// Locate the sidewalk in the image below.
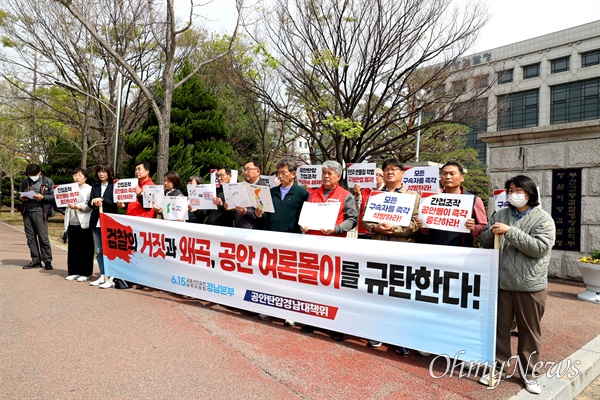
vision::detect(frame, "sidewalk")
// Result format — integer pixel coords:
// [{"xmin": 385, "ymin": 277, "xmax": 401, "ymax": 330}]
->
[{"xmin": 1, "ymin": 221, "xmax": 598, "ymax": 399}]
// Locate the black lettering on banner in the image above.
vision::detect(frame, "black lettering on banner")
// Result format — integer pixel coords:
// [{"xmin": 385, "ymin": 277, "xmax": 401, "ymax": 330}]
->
[{"xmin": 341, "ymin": 260, "xmax": 360, "ymax": 289}]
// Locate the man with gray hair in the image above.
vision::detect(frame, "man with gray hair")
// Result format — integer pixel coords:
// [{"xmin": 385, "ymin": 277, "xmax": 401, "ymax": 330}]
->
[
  {"xmin": 299, "ymin": 160, "xmax": 357, "ymax": 342},
  {"xmin": 300, "ymin": 160, "xmax": 357, "ymax": 237}
]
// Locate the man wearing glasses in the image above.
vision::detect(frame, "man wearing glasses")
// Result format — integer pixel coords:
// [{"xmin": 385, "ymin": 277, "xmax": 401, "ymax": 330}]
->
[
  {"xmin": 361, "ymin": 158, "xmax": 420, "ymax": 353},
  {"xmin": 230, "ymin": 161, "xmax": 265, "ymax": 229},
  {"xmin": 203, "ymin": 166, "xmax": 235, "ymax": 227}
]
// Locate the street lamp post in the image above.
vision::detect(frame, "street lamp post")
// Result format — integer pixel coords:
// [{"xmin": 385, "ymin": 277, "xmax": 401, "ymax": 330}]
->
[
  {"xmin": 55, "ymin": 74, "xmax": 122, "ymax": 172},
  {"xmin": 414, "ymin": 89, "xmax": 427, "ymax": 163}
]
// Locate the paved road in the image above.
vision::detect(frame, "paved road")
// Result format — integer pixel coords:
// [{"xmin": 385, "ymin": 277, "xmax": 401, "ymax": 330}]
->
[{"xmin": 1, "ymin": 221, "xmax": 598, "ymax": 399}]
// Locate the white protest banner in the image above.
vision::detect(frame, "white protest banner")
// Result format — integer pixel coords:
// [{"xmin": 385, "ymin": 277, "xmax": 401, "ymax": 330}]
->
[
  {"xmin": 259, "ymin": 175, "xmax": 278, "ymax": 188},
  {"xmin": 297, "ymin": 165, "xmax": 322, "ymax": 188},
  {"xmin": 101, "ymin": 213, "xmax": 498, "ymax": 364},
  {"xmin": 248, "ymin": 183, "xmax": 275, "ymax": 213},
  {"xmin": 53, "ymin": 183, "xmax": 80, "ymax": 208},
  {"xmin": 222, "ymin": 182, "xmax": 251, "ymax": 208},
  {"xmin": 163, "ymin": 196, "xmax": 189, "ymax": 221},
  {"xmin": 142, "ymin": 185, "xmax": 164, "ymax": 208},
  {"xmin": 297, "ymin": 201, "xmax": 341, "ymax": 230},
  {"xmin": 210, "ymin": 169, "xmax": 239, "ymax": 185},
  {"xmin": 113, "ymin": 179, "xmax": 138, "ymax": 203},
  {"xmin": 346, "ymin": 163, "xmax": 377, "ymax": 189},
  {"xmin": 493, "ymin": 189, "xmax": 508, "ymax": 212},
  {"xmin": 419, "ymin": 192, "xmax": 474, "ymax": 233},
  {"xmin": 402, "ymin": 166, "xmax": 440, "ymax": 193},
  {"xmin": 362, "ymin": 191, "xmax": 416, "ymax": 227},
  {"xmin": 187, "ymin": 184, "xmax": 217, "ymax": 210}
]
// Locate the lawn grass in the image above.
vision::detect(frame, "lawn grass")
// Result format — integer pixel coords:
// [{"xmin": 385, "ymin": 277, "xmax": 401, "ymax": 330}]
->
[{"xmin": 0, "ymin": 206, "xmax": 65, "ymax": 246}]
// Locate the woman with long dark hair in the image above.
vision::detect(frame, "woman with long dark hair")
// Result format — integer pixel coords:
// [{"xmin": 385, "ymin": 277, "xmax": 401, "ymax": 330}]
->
[{"xmin": 88, "ymin": 163, "xmax": 118, "ymax": 288}]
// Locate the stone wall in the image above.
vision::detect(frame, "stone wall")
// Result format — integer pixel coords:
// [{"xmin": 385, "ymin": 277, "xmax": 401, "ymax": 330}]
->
[{"xmin": 480, "ymin": 120, "xmax": 600, "ymax": 282}]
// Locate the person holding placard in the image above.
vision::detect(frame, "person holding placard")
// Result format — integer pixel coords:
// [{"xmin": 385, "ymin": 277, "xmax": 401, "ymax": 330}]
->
[
  {"xmin": 478, "ymin": 175, "xmax": 555, "ymax": 395},
  {"xmin": 300, "ymin": 160, "xmax": 357, "ymax": 341},
  {"xmin": 416, "ymin": 161, "xmax": 487, "ymax": 247},
  {"xmin": 19, "ymin": 164, "xmax": 55, "ymax": 270},
  {"xmin": 88, "ymin": 163, "xmax": 118, "ymax": 287},
  {"xmin": 191, "ymin": 167, "xmax": 235, "ymax": 227},
  {"xmin": 352, "ymin": 167, "xmax": 384, "ymax": 239},
  {"xmin": 154, "ymin": 170, "xmax": 183, "ymax": 219},
  {"xmin": 229, "ymin": 161, "xmax": 265, "ymax": 230},
  {"xmin": 64, "ymin": 168, "xmax": 94, "ymax": 282},
  {"xmin": 257, "ymin": 158, "xmax": 309, "ymax": 234},
  {"xmin": 116, "ymin": 161, "xmax": 156, "ymax": 219},
  {"xmin": 362, "ymin": 158, "xmax": 420, "ymax": 354}
]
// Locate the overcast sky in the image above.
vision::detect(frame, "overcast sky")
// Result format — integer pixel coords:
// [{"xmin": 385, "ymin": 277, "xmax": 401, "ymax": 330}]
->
[{"xmin": 182, "ymin": 0, "xmax": 600, "ymax": 54}]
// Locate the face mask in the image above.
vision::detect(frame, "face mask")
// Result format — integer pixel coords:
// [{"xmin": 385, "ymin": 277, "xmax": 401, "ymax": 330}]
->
[
  {"xmin": 508, "ymin": 193, "xmax": 528, "ymax": 208},
  {"xmin": 29, "ymin": 175, "xmax": 40, "ymax": 182}
]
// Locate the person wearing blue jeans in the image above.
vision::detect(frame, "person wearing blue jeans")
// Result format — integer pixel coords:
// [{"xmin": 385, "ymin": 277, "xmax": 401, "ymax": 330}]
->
[{"xmin": 87, "ymin": 163, "xmax": 118, "ymax": 287}]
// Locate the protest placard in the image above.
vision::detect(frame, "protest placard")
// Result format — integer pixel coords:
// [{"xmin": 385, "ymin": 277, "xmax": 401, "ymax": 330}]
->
[
  {"xmin": 53, "ymin": 183, "xmax": 80, "ymax": 208},
  {"xmin": 418, "ymin": 192, "xmax": 474, "ymax": 233},
  {"xmin": 402, "ymin": 166, "xmax": 440, "ymax": 192},
  {"xmin": 346, "ymin": 163, "xmax": 377, "ymax": 189},
  {"xmin": 362, "ymin": 191, "xmax": 416, "ymax": 227},
  {"xmin": 163, "ymin": 196, "xmax": 189, "ymax": 221},
  {"xmin": 298, "ymin": 201, "xmax": 341, "ymax": 230},
  {"xmin": 113, "ymin": 178, "xmax": 138, "ymax": 203},
  {"xmin": 142, "ymin": 185, "xmax": 165, "ymax": 209},
  {"xmin": 297, "ymin": 165, "xmax": 322, "ymax": 188},
  {"xmin": 187, "ymin": 184, "xmax": 217, "ymax": 210}
]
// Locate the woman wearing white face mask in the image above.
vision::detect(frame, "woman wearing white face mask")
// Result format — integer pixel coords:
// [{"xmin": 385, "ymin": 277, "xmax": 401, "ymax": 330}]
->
[{"xmin": 478, "ymin": 176, "xmax": 556, "ymax": 394}]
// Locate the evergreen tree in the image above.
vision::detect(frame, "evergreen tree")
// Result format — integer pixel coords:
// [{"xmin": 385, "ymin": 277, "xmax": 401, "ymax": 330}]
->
[{"xmin": 124, "ymin": 61, "xmax": 237, "ymax": 181}]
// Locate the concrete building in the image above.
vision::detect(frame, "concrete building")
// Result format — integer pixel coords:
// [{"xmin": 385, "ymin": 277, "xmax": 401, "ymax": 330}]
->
[{"xmin": 455, "ymin": 21, "xmax": 600, "ymax": 282}]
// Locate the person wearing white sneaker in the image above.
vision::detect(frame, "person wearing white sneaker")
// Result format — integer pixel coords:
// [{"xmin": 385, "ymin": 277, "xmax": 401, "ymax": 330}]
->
[
  {"xmin": 64, "ymin": 168, "xmax": 95, "ymax": 283},
  {"xmin": 99, "ymin": 276, "xmax": 115, "ymax": 289},
  {"xmin": 65, "ymin": 275, "xmax": 80, "ymax": 281},
  {"xmin": 479, "ymin": 175, "xmax": 555, "ymax": 393},
  {"xmin": 88, "ymin": 164, "xmax": 119, "ymax": 289}
]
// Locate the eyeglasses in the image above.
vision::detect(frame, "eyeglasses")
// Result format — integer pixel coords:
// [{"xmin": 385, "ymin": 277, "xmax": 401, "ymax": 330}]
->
[
  {"xmin": 376, "ymin": 173, "xmax": 384, "ymax": 178},
  {"xmin": 383, "ymin": 167, "xmax": 402, "ymax": 173},
  {"xmin": 216, "ymin": 174, "xmax": 228, "ymax": 178},
  {"xmin": 277, "ymin": 170, "xmax": 290, "ymax": 176},
  {"xmin": 243, "ymin": 167, "xmax": 258, "ymax": 172}
]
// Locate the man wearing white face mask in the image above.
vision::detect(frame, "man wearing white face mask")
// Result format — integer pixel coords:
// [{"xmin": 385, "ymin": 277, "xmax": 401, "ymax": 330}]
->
[{"xmin": 19, "ymin": 163, "xmax": 55, "ymax": 270}]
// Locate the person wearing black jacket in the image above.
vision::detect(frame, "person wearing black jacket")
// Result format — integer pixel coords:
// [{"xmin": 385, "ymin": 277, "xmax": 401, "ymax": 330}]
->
[
  {"xmin": 19, "ymin": 164, "xmax": 55, "ymax": 270},
  {"xmin": 87, "ymin": 163, "xmax": 118, "ymax": 287}
]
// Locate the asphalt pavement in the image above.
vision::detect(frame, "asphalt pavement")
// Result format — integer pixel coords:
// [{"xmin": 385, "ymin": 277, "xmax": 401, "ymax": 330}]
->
[{"xmin": 1, "ymin": 221, "xmax": 598, "ymax": 400}]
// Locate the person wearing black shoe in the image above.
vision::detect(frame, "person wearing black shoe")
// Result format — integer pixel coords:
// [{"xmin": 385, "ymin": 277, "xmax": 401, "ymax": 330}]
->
[{"xmin": 19, "ymin": 164, "xmax": 55, "ymax": 271}]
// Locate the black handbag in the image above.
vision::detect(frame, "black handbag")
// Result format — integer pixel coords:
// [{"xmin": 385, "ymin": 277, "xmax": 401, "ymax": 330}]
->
[{"xmin": 62, "ymin": 230, "xmax": 68, "ymax": 244}]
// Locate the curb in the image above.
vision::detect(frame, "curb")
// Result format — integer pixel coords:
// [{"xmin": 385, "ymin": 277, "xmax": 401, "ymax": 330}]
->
[{"xmin": 511, "ymin": 335, "xmax": 600, "ymax": 399}]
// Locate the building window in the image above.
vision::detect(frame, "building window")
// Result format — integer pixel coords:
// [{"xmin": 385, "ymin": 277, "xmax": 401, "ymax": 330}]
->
[
  {"xmin": 451, "ymin": 79, "xmax": 467, "ymax": 94},
  {"xmin": 497, "ymin": 89, "xmax": 539, "ymax": 131},
  {"xmin": 523, "ymin": 63, "xmax": 540, "ymax": 79},
  {"xmin": 551, "ymin": 57, "xmax": 570, "ymax": 73},
  {"xmin": 551, "ymin": 77, "xmax": 600, "ymax": 124},
  {"xmin": 582, "ymin": 49, "xmax": 600, "ymax": 67},
  {"xmin": 498, "ymin": 69, "xmax": 513, "ymax": 84},
  {"xmin": 474, "ymin": 74, "xmax": 490, "ymax": 89}
]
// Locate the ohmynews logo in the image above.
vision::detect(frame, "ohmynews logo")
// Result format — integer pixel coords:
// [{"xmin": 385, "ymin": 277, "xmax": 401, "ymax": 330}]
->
[{"xmin": 429, "ymin": 350, "xmax": 581, "ymax": 389}]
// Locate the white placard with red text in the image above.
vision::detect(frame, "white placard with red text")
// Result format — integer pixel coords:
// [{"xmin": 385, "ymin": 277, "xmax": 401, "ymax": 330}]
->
[
  {"xmin": 187, "ymin": 184, "xmax": 217, "ymax": 210},
  {"xmin": 101, "ymin": 213, "xmax": 498, "ymax": 364},
  {"xmin": 113, "ymin": 179, "xmax": 138, "ymax": 203},
  {"xmin": 362, "ymin": 191, "xmax": 416, "ymax": 226},
  {"xmin": 346, "ymin": 163, "xmax": 377, "ymax": 189},
  {"xmin": 418, "ymin": 192, "xmax": 474, "ymax": 233},
  {"xmin": 402, "ymin": 166, "xmax": 440, "ymax": 193},
  {"xmin": 53, "ymin": 183, "xmax": 80, "ymax": 208},
  {"xmin": 297, "ymin": 165, "xmax": 322, "ymax": 188}
]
